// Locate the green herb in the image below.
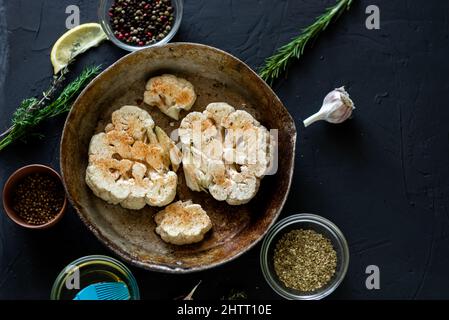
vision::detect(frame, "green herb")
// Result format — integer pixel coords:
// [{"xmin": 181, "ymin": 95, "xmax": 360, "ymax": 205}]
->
[
  {"xmin": 0, "ymin": 65, "xmax": 101, "ymax": 151},
  {"xmin": 259, "ymin": 0, "xmax": 354, "ymax": 84},
  {"xmin": 273, "ymin": 229, "xmax": 337, "ymax": 292},
  {"xmin": 227, "ymin": 289, "xmax": 247, "ymax": 300}
]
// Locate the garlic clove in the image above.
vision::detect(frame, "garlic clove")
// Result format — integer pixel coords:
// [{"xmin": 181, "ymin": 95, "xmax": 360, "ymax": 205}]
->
[
  {"xmin": 302, "ymin": 110, "xmax": 326, "ymax": 127},
  {"xmin": 303, "ymin": 86, "xmax": 355, "ymax": 127}
]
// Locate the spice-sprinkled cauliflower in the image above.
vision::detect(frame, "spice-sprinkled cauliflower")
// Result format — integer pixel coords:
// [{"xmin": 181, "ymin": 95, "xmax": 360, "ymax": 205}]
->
[
  {"xmin": 178, "ymin": 102, "xmax": 274, "ymax": 205},
  {"xmin": 85, "ymin": 105, "xmax": 181, "ymax": 210},
  {"xmin": 154, "ymin": 200, "xmax": 212, "ymax": 245},
  {"xmin": 144, "ymin": 74, "xmax": 197, "ymax": 120}
]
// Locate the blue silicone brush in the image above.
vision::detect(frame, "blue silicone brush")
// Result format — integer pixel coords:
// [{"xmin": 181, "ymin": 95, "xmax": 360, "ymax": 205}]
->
[{"xmin": 73, "ymin": 282, "xmax": 130, "ymax": 300}]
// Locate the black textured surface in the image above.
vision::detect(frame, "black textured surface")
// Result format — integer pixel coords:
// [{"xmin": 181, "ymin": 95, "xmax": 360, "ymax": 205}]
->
[{"xmin": 1, "ymin": 0, "xmax": 448, "ymax": 300}]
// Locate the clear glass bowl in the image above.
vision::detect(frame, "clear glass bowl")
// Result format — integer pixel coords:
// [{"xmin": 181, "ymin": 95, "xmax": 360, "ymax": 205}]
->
[
  {"xmin": 51, "ymin": 255, "xmax": 140, "ymax": 300},
  {"xmin": 98, "ymin": 0, "xmax": 183, "ymax": 52},
  {"xmin": 260, "ymin": 214, "xmax": 349, "ymax": 300}
]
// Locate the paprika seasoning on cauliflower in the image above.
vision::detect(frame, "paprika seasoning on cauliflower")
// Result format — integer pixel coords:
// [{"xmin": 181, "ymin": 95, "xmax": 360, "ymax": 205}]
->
[
  {"xmin": 178, "ymin": 103, "xmax": 274, "ymax": 205},
  {"xmin": 144, "ymin": 74, "xmax": 197, "ymax": 120},
  {"xmin": 85, "ymin": 105, "xmax": 181, "ymax": 210},
  {"xmin": 155, "ymin": 200, "xmax": 212, "ymax": 245}
]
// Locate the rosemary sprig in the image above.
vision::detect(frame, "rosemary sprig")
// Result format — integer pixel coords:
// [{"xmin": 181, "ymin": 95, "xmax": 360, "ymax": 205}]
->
[
  {"xmin": 0, "ymin": 65, "xmax": 101, "ymax": 151},
  {"xmin": 259, "ymin": 0, "xmax": 354, "ymax": 84}
]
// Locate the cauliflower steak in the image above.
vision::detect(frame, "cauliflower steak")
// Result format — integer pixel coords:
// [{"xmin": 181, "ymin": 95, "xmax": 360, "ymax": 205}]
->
[
  {"xmin": 86, "ymin": 105, "xmax": 181, "ymax": 209},
  {"xmin": 144, "ymin": 74, "xmax": 196, "ymax": 120},
  {"xmin": 155, "ymin": 200, "xmax": 212, "ymax": 245},
  {"xmin": 179, "ymin": 103, "xmax": 274, "ymax": 205}
]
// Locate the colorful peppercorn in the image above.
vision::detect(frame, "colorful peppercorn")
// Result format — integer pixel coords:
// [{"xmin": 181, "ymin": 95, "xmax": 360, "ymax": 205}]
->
[{"xmin": 108, "ymin": 0, "xmax": 175, "ymax": 46}]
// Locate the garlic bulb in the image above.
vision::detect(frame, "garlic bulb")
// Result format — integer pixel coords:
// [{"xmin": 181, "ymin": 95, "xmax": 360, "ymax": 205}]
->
[{"xmin": 303, "ymin": 87, "xmax": 355, "ymax": 127}]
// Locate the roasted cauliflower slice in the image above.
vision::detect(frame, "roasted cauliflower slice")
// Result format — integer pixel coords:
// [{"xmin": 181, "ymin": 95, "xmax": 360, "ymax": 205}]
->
[
  {"xmin": 179, "ymin": 102, "xmax": 273, "ymax": 205},
  {"xmin": 86, "ymin": 105, "xmax": 181, "ymax": 209},
  {"xmin": 154, "ymin": 200, "xmax": 212, "ymax": 245},
  {"xmin": 144, "ymin": 74, "xmax": 196, "ymax": 120}
]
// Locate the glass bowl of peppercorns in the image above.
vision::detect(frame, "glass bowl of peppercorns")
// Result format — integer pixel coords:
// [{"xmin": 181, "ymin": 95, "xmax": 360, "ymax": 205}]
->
[
  {"xmin": 99, "ymin": 0, "xmax": 183, "ymax": 51},
  {"xmin": 2, "ymin": 164, "xmax": 67, "ymax": 229}
]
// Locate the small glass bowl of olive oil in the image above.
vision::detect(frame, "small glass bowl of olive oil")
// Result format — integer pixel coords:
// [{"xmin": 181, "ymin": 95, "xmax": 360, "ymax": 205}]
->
[{"xmin": 51, "ymin": 255, "xmax": 140, "ymax": 300}]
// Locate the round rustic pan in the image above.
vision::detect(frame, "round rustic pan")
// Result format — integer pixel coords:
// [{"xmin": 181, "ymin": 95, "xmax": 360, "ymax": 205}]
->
[{"xmin": 60, "ymin": 43, "xmax": 296, "ymax": 273}]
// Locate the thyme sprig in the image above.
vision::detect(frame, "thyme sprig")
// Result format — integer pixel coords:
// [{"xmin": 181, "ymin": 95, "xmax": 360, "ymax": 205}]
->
[
  {"xmin": 259, "ymin": 0, "xmax": 354, "ymax": 84},
  {"xmin": 0, "ymin": 65, "xmax": 101, "ymax": 151}
]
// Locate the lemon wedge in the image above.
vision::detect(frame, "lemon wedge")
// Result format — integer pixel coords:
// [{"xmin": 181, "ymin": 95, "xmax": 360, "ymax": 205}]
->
[{"xmin": 50, "ymin": 23, "xmax": 108, "ymax": 74}]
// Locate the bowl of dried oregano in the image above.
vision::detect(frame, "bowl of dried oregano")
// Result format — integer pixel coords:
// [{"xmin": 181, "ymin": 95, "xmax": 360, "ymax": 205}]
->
[{"xmin": 260, "ymin": 214, "xmax": 349, "ymax": 300}]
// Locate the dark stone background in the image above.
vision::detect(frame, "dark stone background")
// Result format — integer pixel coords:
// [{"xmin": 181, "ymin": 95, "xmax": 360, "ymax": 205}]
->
[{"xmin": 0, "ymin": 0, "xmax": 448, "ymax": 299}]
